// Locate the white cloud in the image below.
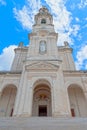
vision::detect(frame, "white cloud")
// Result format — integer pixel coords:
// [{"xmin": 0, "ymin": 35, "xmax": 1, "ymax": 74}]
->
[
  {"xmin": 13, "ymin": 0, "xmax": 41, "ymax": 30},
  {"xmin": 0, "ymin": 45, "xmax": 17, "ymax": 71},
  {"xmin": 44, "ymin": 0, "xmax": 80, "ymax": 45},
  {"xmin": 13, "ymin": 6, "xmax": 33, "ymax": 30},
  {"xmin": 0, "ymin": 0, "xmax": 6, "ymax": 6},
  {"xmin": 43, "ymin": 0, "xmax": 72, "ymax": 45},
  {"xmin": 75, "ymin": 44, "xmax": 87, "ymax": 70},
  {"xmin": 83, "ymin": 24, "xmax": 87, "ymax": 28},
  {"xmin": 13, "ymin": 0, "xmax": 80, "ymax": 45},
  {"xmin": 85, "ymin": 17, "xmax": 87, "ymax": 20},
  {"xmin": 58, "ymin": 32, "xmax": 73, "ymax": 46},
  {"xmin": 86, "ymin": 64, "xmax": 87, "ymax": 69},
  {"xmin": 75, "ymin": 17, "xmax": 80, "ymax": 22},
  {"xmin": 69, "ymin": 25, "xmax": 80, "ymax": 37},
  {"xmin": 77, "ymin": 33, "xmax": 82, "ymax": 41},
  {"xmin": 70, "ymin": 3, "xmax": 76, "ymax": 10},
  {"xmin": 78, "ymin": 0, "xmax": 87, "ymax": 9}
]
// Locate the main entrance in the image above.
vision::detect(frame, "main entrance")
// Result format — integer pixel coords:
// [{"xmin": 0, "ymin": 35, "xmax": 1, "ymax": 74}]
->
[
  {"xmin": 32, "ymin": 82, "xmax": 52, "ymax": 117},
  {"xmin": 39, "ymin": 105, "xmax": 47, "ymax": 116}
]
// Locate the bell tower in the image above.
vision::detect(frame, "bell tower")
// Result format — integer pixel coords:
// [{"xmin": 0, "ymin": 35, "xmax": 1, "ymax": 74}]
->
[
  {"xmin": 27, "ymin": 6, "xmax": 59, "ymax": 60},
  {"xmin": 33, "ymin": 6, "xmax": 54, "ymax": 32}
]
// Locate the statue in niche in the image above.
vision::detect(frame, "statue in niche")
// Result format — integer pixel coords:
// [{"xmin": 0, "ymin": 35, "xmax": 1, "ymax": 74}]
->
[{"xmin": 39, "ymin": 41, "xmax": 47, "ymax": 54}]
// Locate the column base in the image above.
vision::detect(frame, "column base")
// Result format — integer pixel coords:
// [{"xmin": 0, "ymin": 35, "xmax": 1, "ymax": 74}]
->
[
  {"xmin": 52, "ymin": 112, "xmax": 71, "ymax": 118},
  {"xmin": 13, "ymin": 112, "xmax": 32, "ymax": 117}
]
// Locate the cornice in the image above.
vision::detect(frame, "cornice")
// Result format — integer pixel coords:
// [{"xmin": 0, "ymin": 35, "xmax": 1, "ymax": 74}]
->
[
  {"xmin": 14, "ymin": 47, "xmax": 28, "ymax": 52},
  {"xmin": 63, "ymin": 70, "xmax": 87, "ymax": 76},
  {"xmin": 58, "ymin": 46, "xmax": 73, "ymax": 52},
  {"xmin": 0, "ymin": 71, "xmax": 22, "ymax": 75},
  {"xmin": 25, "ymin": 61, "xmax": 60, "ymax": 72}
]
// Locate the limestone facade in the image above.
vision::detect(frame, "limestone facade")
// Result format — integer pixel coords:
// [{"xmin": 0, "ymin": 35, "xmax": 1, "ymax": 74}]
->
[{"xmin": 0, "ymin": 7, "xmax": 87, "ymax": 118}]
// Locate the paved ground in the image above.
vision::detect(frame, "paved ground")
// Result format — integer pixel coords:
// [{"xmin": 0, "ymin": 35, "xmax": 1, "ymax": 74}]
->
[{"xmin": 0, "ymin": 117, "xmax": 87, "ymax": 130}]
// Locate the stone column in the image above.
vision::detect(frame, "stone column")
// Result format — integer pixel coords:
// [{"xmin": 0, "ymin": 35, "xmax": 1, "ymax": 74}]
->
[
  {"xmin": 22, "ymin": 80, "xmax": 33, "ymax": 117},
  {"xmin": 84, "ymin": 91, "xmax": 87, "ymax": 103},
  {"xmin": 82, "ymin": 78, "xmax": 87, "ymax": 103},
  {"xmin": 13, "ymin": 69, "xmax": 28, "ymax": 116},
  {"xmin": 52, "ymin": 68, "xmax": 71, "ymax": 117},
  {"xmin": 0, "ymin": 92, "xmax": 2, "ymax": 99}
]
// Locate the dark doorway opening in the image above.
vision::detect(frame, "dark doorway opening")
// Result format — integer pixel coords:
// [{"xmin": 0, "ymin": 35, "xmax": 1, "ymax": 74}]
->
[
  {"xmin": 39, "ymin": 105, "xmax": 47, "ymax": 116},
  {"xmin": 71, "ymin": 108, "xmax": 75, "ymax": 117},
  {"xmin": 10, "ymin": 108, "xmax": 13, "ymax": 117}
]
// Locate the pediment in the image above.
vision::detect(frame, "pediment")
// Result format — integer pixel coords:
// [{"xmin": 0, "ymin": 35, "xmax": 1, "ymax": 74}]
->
[{"xmin": 25, "ymin": 61, "xmax": 59, "ymax": 71}]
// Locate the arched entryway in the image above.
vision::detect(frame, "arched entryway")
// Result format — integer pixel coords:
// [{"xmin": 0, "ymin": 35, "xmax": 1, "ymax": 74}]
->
[
  {"xmin": 32, "ymin": 81, "xmax": 52, "ymax": 117},
  {"xmin": 0, "ymin": 85, "xmax": 17, "ymax": 117},
  {"xmin": 68, "ymin": 84, "xmax": 87, "ymax": 117}
]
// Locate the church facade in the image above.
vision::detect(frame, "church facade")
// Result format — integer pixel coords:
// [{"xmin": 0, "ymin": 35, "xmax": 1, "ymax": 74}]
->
[{"xmin": 0, "ymin": 7, "xmax": 87, "ymax": 118}]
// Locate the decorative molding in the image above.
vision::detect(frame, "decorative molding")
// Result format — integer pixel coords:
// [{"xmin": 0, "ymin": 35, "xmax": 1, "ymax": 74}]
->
[
  {"xmin": 25, "ymin": 61, "xmax": 59, "ymax": 71},
  {"xmin": 27, "ymin": 73, "xmax": 57, "ymax": 79},
  {"xmin": 63, "ymin": 70, "xmax": 87, "ymax": 77},
  {"xmin": 0, "ymin": 71, "xmax": 21, "ymax": 75},
  {"xmin": 38, "ymin": 30, "xmax": 49, "ymax": 36}
]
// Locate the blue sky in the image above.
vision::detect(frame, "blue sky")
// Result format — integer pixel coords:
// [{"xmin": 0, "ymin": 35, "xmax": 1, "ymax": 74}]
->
[{"xmin": 0, "ymin": 0, "xmax": 87, "ymax": 70}]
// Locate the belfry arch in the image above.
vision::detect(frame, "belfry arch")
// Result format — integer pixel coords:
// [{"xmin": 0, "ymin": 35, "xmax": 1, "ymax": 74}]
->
[
  {"xmin": 0, "ymin": 84, "xmax": 17, "ymax": 117},
  {"xmin": 68, "ymin": 84, "xmax": 87, "ymax": 117},
  {"xmin": 32, "ymin": 80, "xmax": 52, "ymax": 117}
]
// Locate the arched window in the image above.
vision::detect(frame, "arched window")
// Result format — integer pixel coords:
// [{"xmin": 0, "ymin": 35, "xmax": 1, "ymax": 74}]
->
[{"xmin": 41, "ymin": 19, "xmax": 46, "ymax": 24}]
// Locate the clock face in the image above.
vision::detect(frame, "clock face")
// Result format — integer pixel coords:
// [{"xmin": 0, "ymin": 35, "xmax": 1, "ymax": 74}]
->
[{"xmin": 39, "ymin": 41, "xmax": 46, "ymax": 54}]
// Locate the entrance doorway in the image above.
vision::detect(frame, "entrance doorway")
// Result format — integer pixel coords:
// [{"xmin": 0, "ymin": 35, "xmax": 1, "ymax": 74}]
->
[
  {"xmin": 39, "ymin": 105, "xmax": 47, "ymax": 116},
  {"xmin": 0, "ymin": 85, "xmax": 17, "ymax": 117},
  {"xmin": 32, "ymin": 82, "xmax": 52, "ymax": 117},
  {"xmin": 71, "ymin": 108, "xmax": 75, "ymax": 117},
  {"xmin": 68, "ymin": 85, "xmax": 87, "ymax": 117}
]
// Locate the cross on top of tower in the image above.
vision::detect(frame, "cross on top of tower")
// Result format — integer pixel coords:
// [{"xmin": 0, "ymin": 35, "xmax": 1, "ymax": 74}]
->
[{"xmin": 39, "ymin": 6, "xmax": 49, "ymax": 14}]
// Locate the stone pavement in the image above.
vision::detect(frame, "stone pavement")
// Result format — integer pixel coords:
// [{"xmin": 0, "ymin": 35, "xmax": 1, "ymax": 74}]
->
[{"xmin": 0, "ymin": 117, "xmax": 87, "ymax": 130}]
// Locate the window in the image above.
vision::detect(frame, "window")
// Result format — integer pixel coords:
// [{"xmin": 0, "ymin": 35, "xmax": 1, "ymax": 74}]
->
[{"xmin": 41, "ymin": 19, "xmax": 46, "ymax": 24}]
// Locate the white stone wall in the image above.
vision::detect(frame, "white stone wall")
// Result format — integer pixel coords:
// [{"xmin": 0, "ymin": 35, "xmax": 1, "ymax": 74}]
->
[
  {"xmin": 0, "ymin": 86, "xmax": 17, "ymax": 117},
  {"xmin": 0, "ymin": 73, "xmax": 21, "ymax": 117},
  {"xmin": 11, "ymin": 44, "xmax": 76, "ymax": 72},
  {"xmin": 58, "ymin": 46, "xmax": 76, "ymax": 70},
  {"xmin": 11, "ymin": 47, "xmax": 28, "ymax": 71}
]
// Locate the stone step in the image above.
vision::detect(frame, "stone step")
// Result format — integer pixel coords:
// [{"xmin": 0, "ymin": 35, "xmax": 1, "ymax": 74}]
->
[{"xmin": 0, "ymin": 117, "xmax": 87, "ymax": 130}]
